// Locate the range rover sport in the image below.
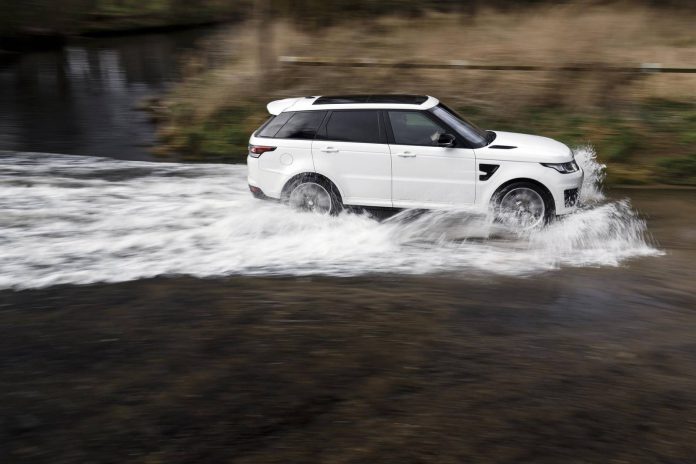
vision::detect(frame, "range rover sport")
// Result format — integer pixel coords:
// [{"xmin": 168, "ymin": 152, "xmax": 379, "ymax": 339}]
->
[{"xmin": 247, "ymin": 95, "xmax": 583, "ymax": 228}]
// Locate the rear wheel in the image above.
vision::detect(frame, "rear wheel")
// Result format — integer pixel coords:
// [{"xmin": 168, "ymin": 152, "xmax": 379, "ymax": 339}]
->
[
  {"xmin": 284, "ymin": 176, "xmax": 343, "ymax": 215},
  {"xmin": 492, "ymin": 182, "xmax": 554, "ymax": 229}
]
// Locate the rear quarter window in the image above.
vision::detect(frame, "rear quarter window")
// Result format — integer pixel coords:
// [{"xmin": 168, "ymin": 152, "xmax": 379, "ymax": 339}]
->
[
  {"xmin": 274, "ymin": 111, "xmax": 326, "ymax": 139},
  {"xmin": 257, "ymin": 112, "xmax": 293, "ymax": 138}
]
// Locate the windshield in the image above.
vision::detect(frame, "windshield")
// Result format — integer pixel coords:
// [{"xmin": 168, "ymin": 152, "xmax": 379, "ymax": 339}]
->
[{"xmin": 431, "ymin": 104, "xmax": 490, "ymax": 148}]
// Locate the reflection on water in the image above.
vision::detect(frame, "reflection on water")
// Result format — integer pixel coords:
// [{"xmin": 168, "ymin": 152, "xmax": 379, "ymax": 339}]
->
[{"xmin": 0, "ymin": 29, "xmax": 214, "ymax": 160}]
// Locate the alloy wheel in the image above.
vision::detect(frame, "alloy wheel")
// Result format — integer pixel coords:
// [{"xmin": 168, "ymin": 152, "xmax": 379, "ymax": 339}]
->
[
  {"xmin": 288, "ymin": 182, "xmax": 333, "ymax": 215},
  {"xmin": 498, "ymin": 187, "xmax": 546, "ymax": 229}
]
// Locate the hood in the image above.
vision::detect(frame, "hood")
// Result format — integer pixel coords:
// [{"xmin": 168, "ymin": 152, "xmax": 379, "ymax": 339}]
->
[{"xmin": 476, "ymin": 131, "xmax": 573, "ymax": 163}]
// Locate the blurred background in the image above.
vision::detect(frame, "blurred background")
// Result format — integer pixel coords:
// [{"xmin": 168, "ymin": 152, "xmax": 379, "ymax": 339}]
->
[{"xmin": 1, "ymin": 0, "xmax": 694, "ymax": 183}]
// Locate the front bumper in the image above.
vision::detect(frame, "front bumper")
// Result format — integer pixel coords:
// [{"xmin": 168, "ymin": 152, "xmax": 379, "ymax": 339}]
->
[{"xmin": 551, "ymin": 168, "xmax": 584, "ymax": 215}]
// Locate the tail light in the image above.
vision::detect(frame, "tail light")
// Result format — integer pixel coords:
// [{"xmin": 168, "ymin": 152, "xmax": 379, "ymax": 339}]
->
[{"xmin": 248, "ymin": 145, "xmax": 276, "ymax": 158}]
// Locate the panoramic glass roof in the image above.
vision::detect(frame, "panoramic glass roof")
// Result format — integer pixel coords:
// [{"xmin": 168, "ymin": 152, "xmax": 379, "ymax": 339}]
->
[{"xmin": 313, "ymin": 95, "xmax": 429, "ymax": 105}]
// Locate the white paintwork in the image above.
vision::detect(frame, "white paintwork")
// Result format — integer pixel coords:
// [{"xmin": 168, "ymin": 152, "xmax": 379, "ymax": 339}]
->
[
  {"xmin": 249, "ymin": 96, "xmax": 584, "ymax": 215},
  {"xmin": 390, "ymin": 144, "xmax": 476, "ymax": 208},
  {"xmin": 477, "ymin": 131, "xmax": 573, "ymax": 163},
  {"xmin": 267, "ymin": 96, "xmax": 439, "ymax": 115},
  {"xmin": 247, "ymin": 137, "xmax": 315, "ymax": 198},
  {"xmin": 312, "ymin": 140, "xmax": 392, "ymax": 207},
  {"xmin": 267, "ymin": 98, "xmax": 305, "ymax": 115}
]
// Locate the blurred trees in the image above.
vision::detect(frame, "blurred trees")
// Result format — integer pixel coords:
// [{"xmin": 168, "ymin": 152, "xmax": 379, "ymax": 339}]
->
[
  {"xmin": 0, "ymin": 0, "xmax": 250, "ymax": 37},
  {"xmin": 1, "ymin": 0, "xmax": 692, "ymax": 38},
  {"xmin": 272, "ymin": 0, "xmax": 694, "ymax": 28},
  {"xmin": 0, "ymin": 0, "xmax": 94, "ymax": 35}
]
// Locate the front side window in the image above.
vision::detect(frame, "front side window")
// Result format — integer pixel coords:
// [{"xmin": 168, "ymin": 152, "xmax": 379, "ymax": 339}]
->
[
  {"xmin": 274, "ymin": 111, "xmax": 326, "ymax": 139},
  {"xmin": 431, "ymin": 104, "xmax": 488, "ymax": 147},
  {"xmin": 323, "ymin": 110, "xmax": 383, "ymax": 144},
  {"xmin": 387, "ymin": 111, "xmax": 448, "ymax": 146}
]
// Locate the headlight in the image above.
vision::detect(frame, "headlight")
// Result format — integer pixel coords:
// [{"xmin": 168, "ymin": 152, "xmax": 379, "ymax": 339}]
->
[{"xmin": 541, "ymin": 161, "xmax": 579, "ymax": 174}]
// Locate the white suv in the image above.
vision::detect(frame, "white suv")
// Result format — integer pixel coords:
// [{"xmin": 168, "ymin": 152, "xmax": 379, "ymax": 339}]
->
[{"xmin": 247, "ymin": 95, "xmax": 583, "ymax": 227}]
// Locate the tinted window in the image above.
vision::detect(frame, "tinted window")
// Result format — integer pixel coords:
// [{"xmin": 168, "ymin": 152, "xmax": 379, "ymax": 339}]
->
[
  {"xmin": 324, "ymin": 111, "xmax": 382, "ymax": 144},
  {"xmin": 314, "ymin": 95, "xmax": 370, "ymax": 105},
  {"xmin": 366, "ymin": 95, "xmax": 428, "ymax": 104},
  {"xmin": 255, "ymin": 116, "xmax": 275, "ymax": 135},
  {"xmin": 388, "ymin": 111, "xmax": 448, "ymax": 146},
  {"xmin": 313, "ymin": 95, "xmax": 427, "ymax": 105},
  {"xmin": 432, "ymin": 105, "xmax": 488, "ymax": 147},
  {"xmin": 274, "ymin": 111, "xmax": 326, "ymax": 139},
  {"xmin": 257, "ymin": 112, "xmax": 293, "ymax": 138}
]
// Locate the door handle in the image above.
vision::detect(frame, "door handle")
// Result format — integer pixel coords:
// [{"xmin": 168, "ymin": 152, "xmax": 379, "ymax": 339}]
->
[
  {"xmin": 397, "ymin": 151, "xmax": 416, "ymax": 158},
  {"xmin": 320, "ymin": 147, "xmax": 339, "ymax": 153}
]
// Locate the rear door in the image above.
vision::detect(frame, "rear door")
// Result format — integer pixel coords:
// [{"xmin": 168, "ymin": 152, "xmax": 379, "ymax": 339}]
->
[
  {"xmin": 312, "ymin": 110, "xmax": 391, "ymax": 207},
  {"xmin": 387, "ymin": 110, "xmax": 477, "ymax": 208}
]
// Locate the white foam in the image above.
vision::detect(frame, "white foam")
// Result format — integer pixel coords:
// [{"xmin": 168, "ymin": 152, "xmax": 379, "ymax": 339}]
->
[
  {"xmin": 0, "ymin": 151, "xmax": 661, "ymax": 289},
  {"xmin": 574, "ymin": 144, "xmax": 606, "ymax": 204}
]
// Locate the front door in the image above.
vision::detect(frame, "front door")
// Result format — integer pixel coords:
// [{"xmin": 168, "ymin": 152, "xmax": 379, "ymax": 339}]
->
[{"xmin": 387, "ymin": 110, "xmax": 477, "ymax": 208}]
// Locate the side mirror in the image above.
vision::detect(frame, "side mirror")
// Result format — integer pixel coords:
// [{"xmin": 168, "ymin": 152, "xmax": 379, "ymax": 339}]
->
[{"xmin": 437, "ymin": 133, "xmax": 456, "ymax": 148}]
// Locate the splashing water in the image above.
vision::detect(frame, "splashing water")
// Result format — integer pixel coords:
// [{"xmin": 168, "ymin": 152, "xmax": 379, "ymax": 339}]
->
[
  {"xmin": 0, "ymin": 149, "xmax": 660, "ymax": 289},
  {"xmin": 574, "ymin": 144, "xmax": 606, "ymax": 204}
]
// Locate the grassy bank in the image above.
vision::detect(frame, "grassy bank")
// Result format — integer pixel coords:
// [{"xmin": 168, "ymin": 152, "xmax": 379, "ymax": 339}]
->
[{"xmin": 150, "ymin": 4, "xmax": 696, "ymax": 185}]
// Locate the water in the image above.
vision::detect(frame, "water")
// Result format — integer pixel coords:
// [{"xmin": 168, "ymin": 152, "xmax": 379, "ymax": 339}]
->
[
  {"xmin": 0, "ymin": 148, "xmax": 660, "ymax": 289},
  {"xmin": 0, "ymin": 29, "xmax": 214, "ymax": 160}
]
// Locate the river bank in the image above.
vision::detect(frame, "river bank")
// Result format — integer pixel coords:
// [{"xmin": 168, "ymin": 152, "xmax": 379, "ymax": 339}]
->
[
  {"xmin": 2, "ymin": 3, "xmax": 694, "ymax": 184},
  {"xmin": 0, "ymin": 0, "xmax": 247, "ymax": 52},
  {"xmin": 148, "ymin": 5, "xmax": 696, "ymax": 185},
  {"xmin": 1, "ymin": 187, "xmax": 695, "ymax": 463}
]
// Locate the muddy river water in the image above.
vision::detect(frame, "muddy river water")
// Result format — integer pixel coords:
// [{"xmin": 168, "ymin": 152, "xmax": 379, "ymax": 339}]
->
[
  {"xmin": 0, "ymin": 148, "xmax": 662, "ymax": 288},
  {"xmin": 0, "ymin": 28, "xmax": 214, "ymax": 161},
  {"xmin": 1, "ymin": 148, "xmax": 695, "ymax": 462}
]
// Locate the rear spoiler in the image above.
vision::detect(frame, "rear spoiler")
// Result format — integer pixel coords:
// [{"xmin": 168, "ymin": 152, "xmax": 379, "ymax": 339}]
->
[{"xmin": 266, "ymin": 97, "xmax": 303, "ymax": 115}]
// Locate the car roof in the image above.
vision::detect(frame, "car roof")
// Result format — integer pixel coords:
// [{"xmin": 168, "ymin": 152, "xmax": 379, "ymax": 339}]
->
[{"xmin": 266, "ymin": 95, "xmax": 439, "ymax": 115}]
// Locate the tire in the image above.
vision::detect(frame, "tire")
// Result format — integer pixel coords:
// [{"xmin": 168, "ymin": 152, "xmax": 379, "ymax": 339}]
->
[
  {"xmin": 492, "ymin": 181, "xmax": 555, "ymax": 229},
  {"xmin": 283, "ymin": 175, "xmax": 343, "ymax": 215}
]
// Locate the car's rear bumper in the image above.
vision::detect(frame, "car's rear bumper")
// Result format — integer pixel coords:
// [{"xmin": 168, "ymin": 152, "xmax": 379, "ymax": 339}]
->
[
  {"xmin": 247, "ymin": 154, "xmax": 288, "ymax": 200},
  {"xmin": 248, "ymin": 184, "xmax": 272, "ymax": 200}
]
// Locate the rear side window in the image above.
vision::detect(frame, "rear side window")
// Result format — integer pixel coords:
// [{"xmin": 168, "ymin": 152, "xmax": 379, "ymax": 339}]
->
[
  {"xmin": 257, "ymin": 112, "xmax": 293, "ymax": 138},
  {"xmin": 274, "ymin": 111, "xmax": 326, "ymax": 139},
  {"xmin": 387, "ymin": 111, "xmax": 448, "ymax": 146},
  {"xmin": 323, "ymin": 110, "xmax": 383, "ymax": 144}
]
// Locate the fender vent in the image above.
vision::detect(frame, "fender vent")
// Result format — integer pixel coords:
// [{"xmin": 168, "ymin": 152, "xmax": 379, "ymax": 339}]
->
[
  {"xmin": 489, "ymin": 145, "xmax": 517, "ymax": 149},
  {"xmin": 564, "ymin": 188, "xmax": 579, "ymax": 207},
  {"xmin": 479, "ymin": 164, "xmax": 500, "ymax": 181}
]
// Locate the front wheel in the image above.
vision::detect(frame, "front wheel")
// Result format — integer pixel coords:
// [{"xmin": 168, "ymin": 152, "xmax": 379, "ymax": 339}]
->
[
  {"xmin": 285, "ymin": 177, "xmax": 343, "ymax": 215},
  {"xmin": 492, "ymin": 182, "xmax": 555, "ymax": 229}
]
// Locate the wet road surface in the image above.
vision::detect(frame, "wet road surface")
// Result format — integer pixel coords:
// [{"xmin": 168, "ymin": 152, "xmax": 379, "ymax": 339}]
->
[{"xmin": 1, "ymin": 178, "xmax": 695, "ymax": 462}]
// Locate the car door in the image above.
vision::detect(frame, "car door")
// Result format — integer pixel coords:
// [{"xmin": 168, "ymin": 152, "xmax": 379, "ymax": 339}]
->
[
  {"xmin": 387, "ymin": 110, "xmax": 477, "ymax": 208},
  {"xmin": 312, "ymin": 110, "xmax": 392, "ymax": 207}
]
